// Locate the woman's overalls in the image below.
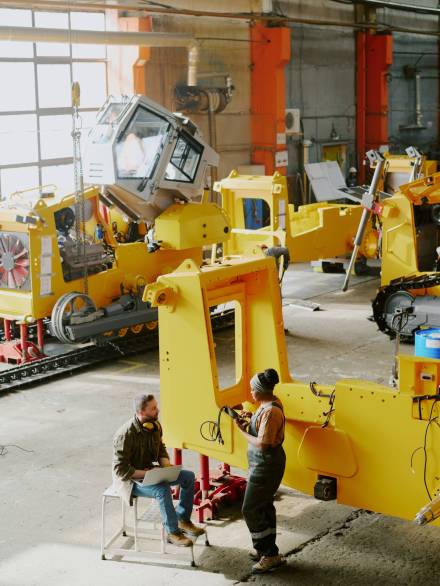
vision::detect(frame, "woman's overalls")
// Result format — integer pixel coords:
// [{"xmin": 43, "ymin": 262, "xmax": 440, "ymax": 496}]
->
[{"xmin": 242, "ymin": 401, "xmax": 286, "ymax": 557}]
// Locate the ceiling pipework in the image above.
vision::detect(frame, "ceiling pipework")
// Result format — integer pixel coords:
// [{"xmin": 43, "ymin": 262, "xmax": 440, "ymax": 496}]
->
[{"xmin": 0, "ymin": 25, "xmax": 200, "ymax": 86}]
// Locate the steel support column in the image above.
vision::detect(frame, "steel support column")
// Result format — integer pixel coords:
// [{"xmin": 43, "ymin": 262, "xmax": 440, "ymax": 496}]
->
[
  {"xmin": 250, "ymin": 23, "xmax": 290, "ymax": 175},
  {"xmin": 356, "ymin": 32, "xmax": 393, "ymax": 182}
]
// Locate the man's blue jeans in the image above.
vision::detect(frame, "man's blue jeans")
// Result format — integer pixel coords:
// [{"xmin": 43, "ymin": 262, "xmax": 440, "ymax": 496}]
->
[{"xmin": 132, "ymin": 469, "xmax": 195, "ymax": 534}]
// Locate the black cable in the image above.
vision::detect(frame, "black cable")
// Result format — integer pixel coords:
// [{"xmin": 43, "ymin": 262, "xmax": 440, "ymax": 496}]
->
[
  {"xmin": 0, "ymin": 444, "xmax": 34, "ymax": 457},
  {"xmin": 200, "ymin": 407, "xmax": 247, "ymax": 444},
  {"xmin": 310, "ymin": 382, "xmax": 336, "ymax": 427},
  {"xmin": 422, "ymin": 400, "xmax": 438, "ymax": 500},
  {"xmin": 322, "ymin": 390, "xmax": 336, "ymax": 429},
  {"xmin": 309, "ymin": 381, "xmax": 334, "ymax": 399},
  {"xmin": 410, "ymin": 399, "xmax": 439, "ymax": 500},
  {"xmin": 200, "ymin": 408, "xmax": 226, "ymax": 445},
  {"xmin": 391, "ymin": 311, "xmax": 409, "ymax": 334}
]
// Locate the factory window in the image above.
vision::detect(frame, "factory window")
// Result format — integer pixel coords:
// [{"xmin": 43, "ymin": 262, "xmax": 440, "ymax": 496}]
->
[{"xmin": 0, "ymin": 8, "xmax": 107, "ymax": 200}]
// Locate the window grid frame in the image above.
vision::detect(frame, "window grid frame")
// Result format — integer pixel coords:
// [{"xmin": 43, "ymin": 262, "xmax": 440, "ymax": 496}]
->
[{"xmin": 0, "ymin": 7, "xmax": 108, "ymax": 198}]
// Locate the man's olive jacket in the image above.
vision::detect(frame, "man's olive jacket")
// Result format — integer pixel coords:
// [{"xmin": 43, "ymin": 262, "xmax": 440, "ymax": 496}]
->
[{"xmin": 112, "ymin": 415, "xmax": 169, "ymax": 504}]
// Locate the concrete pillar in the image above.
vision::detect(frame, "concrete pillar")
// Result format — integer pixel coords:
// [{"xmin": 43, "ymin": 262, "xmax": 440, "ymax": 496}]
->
[
  {"xmin": 356, "ymin": 31, "xmax": 393, "ymax": 182},
  {"xmin": 250, "ymin": 22, "xmax": 290, "ymax": 175}
]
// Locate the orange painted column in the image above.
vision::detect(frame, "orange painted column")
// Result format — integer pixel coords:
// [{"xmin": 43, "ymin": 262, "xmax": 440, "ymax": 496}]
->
[
  {"xmin": 356, "ymin": 32, "xmax": 393, "ymax": 182},
  {"xmin": 133, "ymin": 16, "xmax": 153, "ymax": 95},
  {"xmin": 250, "ymin": 23, "xmax": 291, "ymax": 175}
]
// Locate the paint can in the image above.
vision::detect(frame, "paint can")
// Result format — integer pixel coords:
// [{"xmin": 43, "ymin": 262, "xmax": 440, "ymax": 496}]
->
[{"xmin": 415, "ymin": 329, "xmax": 440, "ymax": 359}]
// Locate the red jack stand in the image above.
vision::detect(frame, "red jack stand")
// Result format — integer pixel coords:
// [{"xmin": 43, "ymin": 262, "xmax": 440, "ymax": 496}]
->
[
  {"xmin": 194, "ymin": 455, "xmax": 247, "ymax": 523},
  {"xmin": 0, "ymin": 320, "xmax": 45, "ymax": 364},
  {"xmin": 173, "ymin": 448, "xmax": 182, "ymax": 499},
  {"xmin": 172, "ymin": 449, "xmax": 247, "ymax": 522}
]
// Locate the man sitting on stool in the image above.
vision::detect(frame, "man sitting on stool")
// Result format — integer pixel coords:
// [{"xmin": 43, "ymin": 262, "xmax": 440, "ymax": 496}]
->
[{"xmin": 112, "ymin": 393, "xmax": 205, "ymax": 546}]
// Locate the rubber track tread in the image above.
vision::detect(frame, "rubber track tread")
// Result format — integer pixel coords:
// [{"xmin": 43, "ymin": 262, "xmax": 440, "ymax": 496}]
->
[{"xmin": 0, "ymin": 309, "xmax": 234, "ymax": 393}]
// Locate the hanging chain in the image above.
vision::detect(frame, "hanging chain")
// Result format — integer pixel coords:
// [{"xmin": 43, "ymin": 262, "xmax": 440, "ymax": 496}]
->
[{"xmin": 71, "ymin": 82, "xmax": 88, "ymax": 294}]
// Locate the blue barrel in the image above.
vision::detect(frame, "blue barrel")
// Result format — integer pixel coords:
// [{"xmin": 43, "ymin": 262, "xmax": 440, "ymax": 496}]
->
[{"xmin": 415, "ymin": 329, "xmax": 440, "ymax": 359}]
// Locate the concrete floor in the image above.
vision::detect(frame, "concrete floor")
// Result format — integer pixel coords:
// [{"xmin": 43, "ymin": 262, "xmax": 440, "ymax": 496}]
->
[{"xmin": 0, "ymin": 264, "xmax": 439, "ymax": 586}]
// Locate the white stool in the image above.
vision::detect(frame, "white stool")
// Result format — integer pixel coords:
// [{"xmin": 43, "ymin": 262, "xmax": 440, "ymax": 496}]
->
[{"xmin": 100, "ymin": 485, "xmax": 196, "ymax": 566}]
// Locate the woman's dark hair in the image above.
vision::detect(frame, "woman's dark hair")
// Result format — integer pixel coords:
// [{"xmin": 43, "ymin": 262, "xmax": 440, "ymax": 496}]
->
[{"xmin": 261, "ymin": 368, "xmax": 279, "ymax": 391}]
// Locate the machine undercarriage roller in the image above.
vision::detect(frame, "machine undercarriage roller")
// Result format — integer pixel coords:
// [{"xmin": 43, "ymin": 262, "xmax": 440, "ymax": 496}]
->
[
  {"xmin": 49, "ymin": 291, "xmax": 157, "ymax": 344},
  {"xmin": 50, "ymin": 292, "xmax": 98, "ymax": 344},
  {"xmin": 372, "ymin": 274, "xmax": 440, "ymax": 339}
]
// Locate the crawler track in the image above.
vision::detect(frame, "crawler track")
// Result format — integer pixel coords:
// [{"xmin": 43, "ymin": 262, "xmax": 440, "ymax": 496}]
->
[
  {"xmin": 0, "ymin": 309, "xmax": 234, "ymax": 393},
  {"xmin": 372, "ymin": 273, "xmax": 440, "ymax": 338}
]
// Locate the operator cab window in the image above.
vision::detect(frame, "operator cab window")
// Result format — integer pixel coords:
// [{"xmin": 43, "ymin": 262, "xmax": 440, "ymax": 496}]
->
[
  {"xmin": 89, "ymin": 102, "xmax": 127, "ymax": 144},
  {"xmin": 116, "ymin": 106, "xmax": 170, "ymax": 180},
  {"xmin": 165, "ymin": 133, "xmax": 203, "ymax": 183}
]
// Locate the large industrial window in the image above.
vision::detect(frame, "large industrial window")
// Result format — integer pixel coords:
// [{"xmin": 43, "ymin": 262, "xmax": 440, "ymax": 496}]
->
[{"xmin": 0, "ymin": 8, "xmax": 107, "ymax": 200}]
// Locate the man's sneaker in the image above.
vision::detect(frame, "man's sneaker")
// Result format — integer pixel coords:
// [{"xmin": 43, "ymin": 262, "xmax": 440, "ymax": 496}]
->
[
  {"xmin": 167, "ymin": 531, "xmax": 193, "ymax": 547},
  {"xmin": 251, "ymin": 555, "xmax": 286, "ymax": 574},
  {"xmin": 248, "ymin": 549, "xmax": 261, "ymax": 561},
  {"xmin": 178, "ymin": 519, "xmax": 205, "ymax": 537}
]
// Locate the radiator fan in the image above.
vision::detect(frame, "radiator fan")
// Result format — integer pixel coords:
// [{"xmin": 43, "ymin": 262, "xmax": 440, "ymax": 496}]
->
[{"xmin": 0, "ymin": 234, "xmax": 30, "ymax": 289}]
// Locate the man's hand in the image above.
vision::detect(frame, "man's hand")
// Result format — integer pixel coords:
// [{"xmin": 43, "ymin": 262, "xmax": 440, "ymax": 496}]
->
[
  {"xmin": 132, "ymin": 468, "xmax": 151, "ymax": 480},
  {"xmin": 159, "ymin": 457, "xmax": 172, "ymax": 467}
]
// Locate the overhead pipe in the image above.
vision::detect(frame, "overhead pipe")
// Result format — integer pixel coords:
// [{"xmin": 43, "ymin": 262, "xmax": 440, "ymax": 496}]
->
[
  {"xmin": 0, "ymin": 0, "xmax": 440, "ymax": 36},
  {"xmin": 415, "ymin": 72, "xmax": 423, "ymax": 128},
  {"xmin": 1, "ymin": 0, "xmax": 440, "ymax": 37},
  {"xmin": 0, "ymin": 26, "xmax": 199, "ymax": 86},
  {"xmin": 187, "ymin": 44, "xmax": 199, "ymax": 87},
  {"xmin": 399, "ymin": 66, "xmax": 427, "ymax": 131}
]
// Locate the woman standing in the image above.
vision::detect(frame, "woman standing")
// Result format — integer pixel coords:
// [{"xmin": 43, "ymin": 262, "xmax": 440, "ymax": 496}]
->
[{"xmin": 235, "ymin": 368, "xmax": 286, "ymax": 574}]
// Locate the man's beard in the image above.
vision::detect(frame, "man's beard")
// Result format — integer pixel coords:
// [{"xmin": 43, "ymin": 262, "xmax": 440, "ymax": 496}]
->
[{"xmin": 143, "ymin": 413, "xmax": 158, "ymax": 422}]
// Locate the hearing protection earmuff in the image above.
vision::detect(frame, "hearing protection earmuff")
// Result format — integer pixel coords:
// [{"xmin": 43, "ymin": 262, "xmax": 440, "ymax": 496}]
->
[{"xmin": 143, "ymin": 421, "xmax": 160, "ymax": 432}]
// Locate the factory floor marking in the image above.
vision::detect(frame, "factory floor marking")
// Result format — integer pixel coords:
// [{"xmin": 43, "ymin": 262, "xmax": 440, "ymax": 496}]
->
[
  {"xmin": 89, "ymin": 373, "xmax": 160, "ymax": 385},
  {"xmin": 115, "ymin": 361, "xmax": 146, "ymax": 373}
]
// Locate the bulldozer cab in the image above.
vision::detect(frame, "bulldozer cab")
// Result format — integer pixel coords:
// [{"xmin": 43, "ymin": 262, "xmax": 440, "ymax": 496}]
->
[{"xmin": 84, "ymin": 95, "xmax": 219, "ymax": 222}]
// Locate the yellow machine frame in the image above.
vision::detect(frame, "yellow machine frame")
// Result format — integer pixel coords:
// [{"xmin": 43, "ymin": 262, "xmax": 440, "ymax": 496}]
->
[
  {"xmin": 146, "ymin": 255, "xmax": 440, "ymax": 524},
  {"xmin": 381, "ymin": 172, "xmax": 440, "ymax": 290},
  {"xmin": 216, "ymin": 155, "xmax": 438, "ymax": 268},
  {"xmin": 216, "ymin": 172, "xmax": 375, "ymax": 262},
  {"xmin": 380, "ymin": 153, "xmax": 437, "ymax": 194},
  {"xmin": 0, "ymin": 186, "xmax": 228, "ymax": 322}
]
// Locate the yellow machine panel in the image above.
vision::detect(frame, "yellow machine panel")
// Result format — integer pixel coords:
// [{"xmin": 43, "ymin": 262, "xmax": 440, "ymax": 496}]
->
[
  {"xmin": 216, "ymin": 171, "xmax": 366, "ymax": 263},
  {"xmin": 0, "ymin": 184, "xmax": 231, "ymax": 351},
  {"xmin": 372, "ymin": 172, "xmax": 440, "ymax": 337},
  {"xmin": 146, "ymin": 256, "xmax": 440, "ymax": 524},
  {"xmin": 155, "ymin": 201, "xmax": 230, "ymax": 250},
  {"xmin": 381, "ymin": 153, "xmax": 437, "ymax": 194}
]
